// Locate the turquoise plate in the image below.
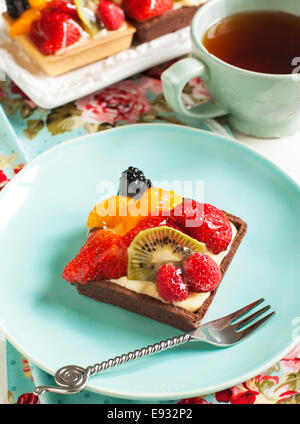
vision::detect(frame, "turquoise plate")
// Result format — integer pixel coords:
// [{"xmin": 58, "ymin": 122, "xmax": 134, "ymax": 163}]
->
[{"xmin": 0, "ymin": 124, "xmax": 299, "ymax": 400}]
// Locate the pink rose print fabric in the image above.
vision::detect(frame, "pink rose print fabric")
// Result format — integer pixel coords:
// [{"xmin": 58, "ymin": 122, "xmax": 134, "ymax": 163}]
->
[{"xmin": 76, "ymin": 80, "xmax": 152, "ymax": 124}]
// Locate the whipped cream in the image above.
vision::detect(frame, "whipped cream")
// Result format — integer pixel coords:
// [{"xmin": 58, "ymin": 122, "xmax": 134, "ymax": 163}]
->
[
  {"xmin": 111, "ymin": 276, "xmax": 211, "ymax": 312},
  {"xmin": 111, "ymin": 223, "xmax": 237, "ymax": 313}
]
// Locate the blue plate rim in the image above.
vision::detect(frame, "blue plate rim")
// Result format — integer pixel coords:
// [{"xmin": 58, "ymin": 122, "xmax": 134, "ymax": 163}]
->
[{"xmin": 1, "ymin": 123, "xmax": 300, "ymax": 400}]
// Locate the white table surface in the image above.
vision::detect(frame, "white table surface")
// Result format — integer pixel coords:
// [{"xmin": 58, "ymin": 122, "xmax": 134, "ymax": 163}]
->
[{"xmin": 233, "ymin": 130, "xmax": 300, "ymax": 185}]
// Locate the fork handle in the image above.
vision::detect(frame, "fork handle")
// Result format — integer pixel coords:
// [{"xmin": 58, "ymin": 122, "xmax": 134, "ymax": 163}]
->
[{"xmin": 33, "ymin": 333, "xmax": 191, "ymax": 396}]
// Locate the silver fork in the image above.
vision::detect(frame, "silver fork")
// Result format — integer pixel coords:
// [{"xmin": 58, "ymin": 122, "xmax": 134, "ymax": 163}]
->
[{"xmin": 33, "ymin": 298, "xmax": 275, "ymax": 397}]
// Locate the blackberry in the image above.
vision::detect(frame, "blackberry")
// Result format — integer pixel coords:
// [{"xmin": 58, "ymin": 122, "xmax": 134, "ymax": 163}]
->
[
  {"xmin": 6, "ymin": 0, "xmax": 30, "ymax": 19},
  {"xmin": 118, "ymin": 166, "xmax": 152, "ymax": 199}
]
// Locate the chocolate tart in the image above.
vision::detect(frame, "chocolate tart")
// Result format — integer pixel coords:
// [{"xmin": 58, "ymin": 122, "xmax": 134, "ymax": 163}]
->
[
  {"xmin": 74, "ymin": 213, "xmax": 247, "ymax": 332},
  {"xmin": 128, "ymin": 5, "xmax": 204, "ymax": 43}
]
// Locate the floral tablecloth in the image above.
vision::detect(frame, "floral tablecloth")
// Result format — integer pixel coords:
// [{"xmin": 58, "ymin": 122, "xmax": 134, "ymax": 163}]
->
[{"xmin": 0, "ymin": 62, "xmax": 299, "ymax": 404}]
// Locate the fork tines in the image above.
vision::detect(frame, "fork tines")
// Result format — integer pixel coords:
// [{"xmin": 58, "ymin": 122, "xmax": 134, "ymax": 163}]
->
[{"xmin": 227, "ymin": 298, "xmax": 275, "ymax": 337}]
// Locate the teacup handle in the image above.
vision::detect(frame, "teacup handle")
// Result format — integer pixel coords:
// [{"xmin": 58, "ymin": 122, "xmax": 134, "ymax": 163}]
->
[{"xmin": 161, "ymin": 57, "xmax": 227, "ymax": 118}]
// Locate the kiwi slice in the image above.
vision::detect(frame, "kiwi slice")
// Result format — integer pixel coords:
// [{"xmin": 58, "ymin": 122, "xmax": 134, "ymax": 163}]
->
[
  {"xmin": 127, "ymin": 226, "xmax": 206, "ymax": 282},
  {"xmin": 74, "ymin": 0, "xmax": 102, "ymax": 36}
]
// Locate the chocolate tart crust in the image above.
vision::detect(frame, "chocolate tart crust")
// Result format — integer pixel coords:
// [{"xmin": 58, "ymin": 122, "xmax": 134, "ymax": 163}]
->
[
  {"xmin": 74, "ymin": 213, "xmax": 247, "ymax": 332},
  {"xmin": 129, "ymin": 6, "xmax": 202, "ymax": 43}
]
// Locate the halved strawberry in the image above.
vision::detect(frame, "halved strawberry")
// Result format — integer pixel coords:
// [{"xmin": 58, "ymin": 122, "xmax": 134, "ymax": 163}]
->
[
  {"xmin": 30, "ymin": 10, "xmax": 81, "ymax": 55},
  {"xmin": 123, "ymin": 0, "xmax": 173, "ymax": 22},
  {"xmin": 41, "ymin": 10, "xmax": 81, "ymax": 44},
  {"xmin": 62, "ymin": 229, "xmax": 128, "ymax": 284}
]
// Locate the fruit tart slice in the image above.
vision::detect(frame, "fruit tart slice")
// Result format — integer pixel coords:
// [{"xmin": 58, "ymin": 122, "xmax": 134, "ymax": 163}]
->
[
  {"xmin": 2, "ymin": 0, "xmax": 136, "ymax": 76},
  {"xmin": 63, "ymin": 167, "xmax": 247, "ymax": 331}
]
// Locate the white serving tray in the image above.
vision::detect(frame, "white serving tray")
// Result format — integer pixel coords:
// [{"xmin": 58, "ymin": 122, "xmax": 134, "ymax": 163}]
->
[{"xmin": 0, "ymin": 16, "xmax": 192, "ymax": 109}]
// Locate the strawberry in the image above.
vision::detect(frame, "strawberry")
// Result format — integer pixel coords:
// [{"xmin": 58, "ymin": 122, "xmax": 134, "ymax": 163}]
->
[
  {"xmin": 30, "ymin": 10, "xmax": 81, "ymax": 55},
  {"xmin": 123, "ymin": 0, "xmax": 173, "ymax": 22},
  {"xmin": 46, "ymin": 0, "xmax": 79, "ymax": 21},
  {"xmin": 170, "ymin": 199, "xmax": 204, "ymax": 231},
  {"xmin": 123, "ymin": 216, "xmax": 180, "ymax": 247},
  {"xmin": 96, "ymin": 0, "xmax": 125, "ymax": 31},
  {"xmin": 156, "ymin": 264, "xmax": 189, "ymax": 303},
  {"xmin": 183, "ymin": 252, "xmax": 221, "ymax": 292},
  {"xmin": 62, "ymin": 229, "xmax": 128, "ymax": 284},
  {"xmin": 171, "ymin": 201, "xmax": 232, "ymax": 254},
  {"xmin": 41, "ymin": 10, "xmax": 81, "ymax": 44},
  {"xmin": 193, "ymin": 204, "xmax": 232, "ymax": 254},
  {"xmin": 30, "ymin": 20, "xmax": 46, "ymax": 52}
]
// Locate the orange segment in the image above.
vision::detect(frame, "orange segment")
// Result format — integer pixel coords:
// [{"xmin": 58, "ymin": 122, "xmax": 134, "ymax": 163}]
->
[
  {"xmin": 28, "ymin": 0, "xmax": 50, "ymax": 9},
  {"xmin": 87, "ymin": 195, "xmax": 127, "ymax": 229},
  {"xmin": 9, "ymin": 0, "xmax": 49, "ymax": 37},
  {"xmin": 87, "ymin": 196, "xmax": 141, "ymax": 236},
  {"xmin": 9, "ymin": 8, "xmax": 42, "ymax": 37},
  {"xmin": 87, "ymin": 189, "xmax": 183, "ymax": 236},
  {"xmin": 133, "ymin": 187, "xmax": 183, "ymax": 217}
]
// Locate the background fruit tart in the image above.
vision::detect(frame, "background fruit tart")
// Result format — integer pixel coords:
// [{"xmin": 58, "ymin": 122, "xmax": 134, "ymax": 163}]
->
[{"xmin": 2, "ymin": 0, "xmax": 136, "ymax": 76}]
